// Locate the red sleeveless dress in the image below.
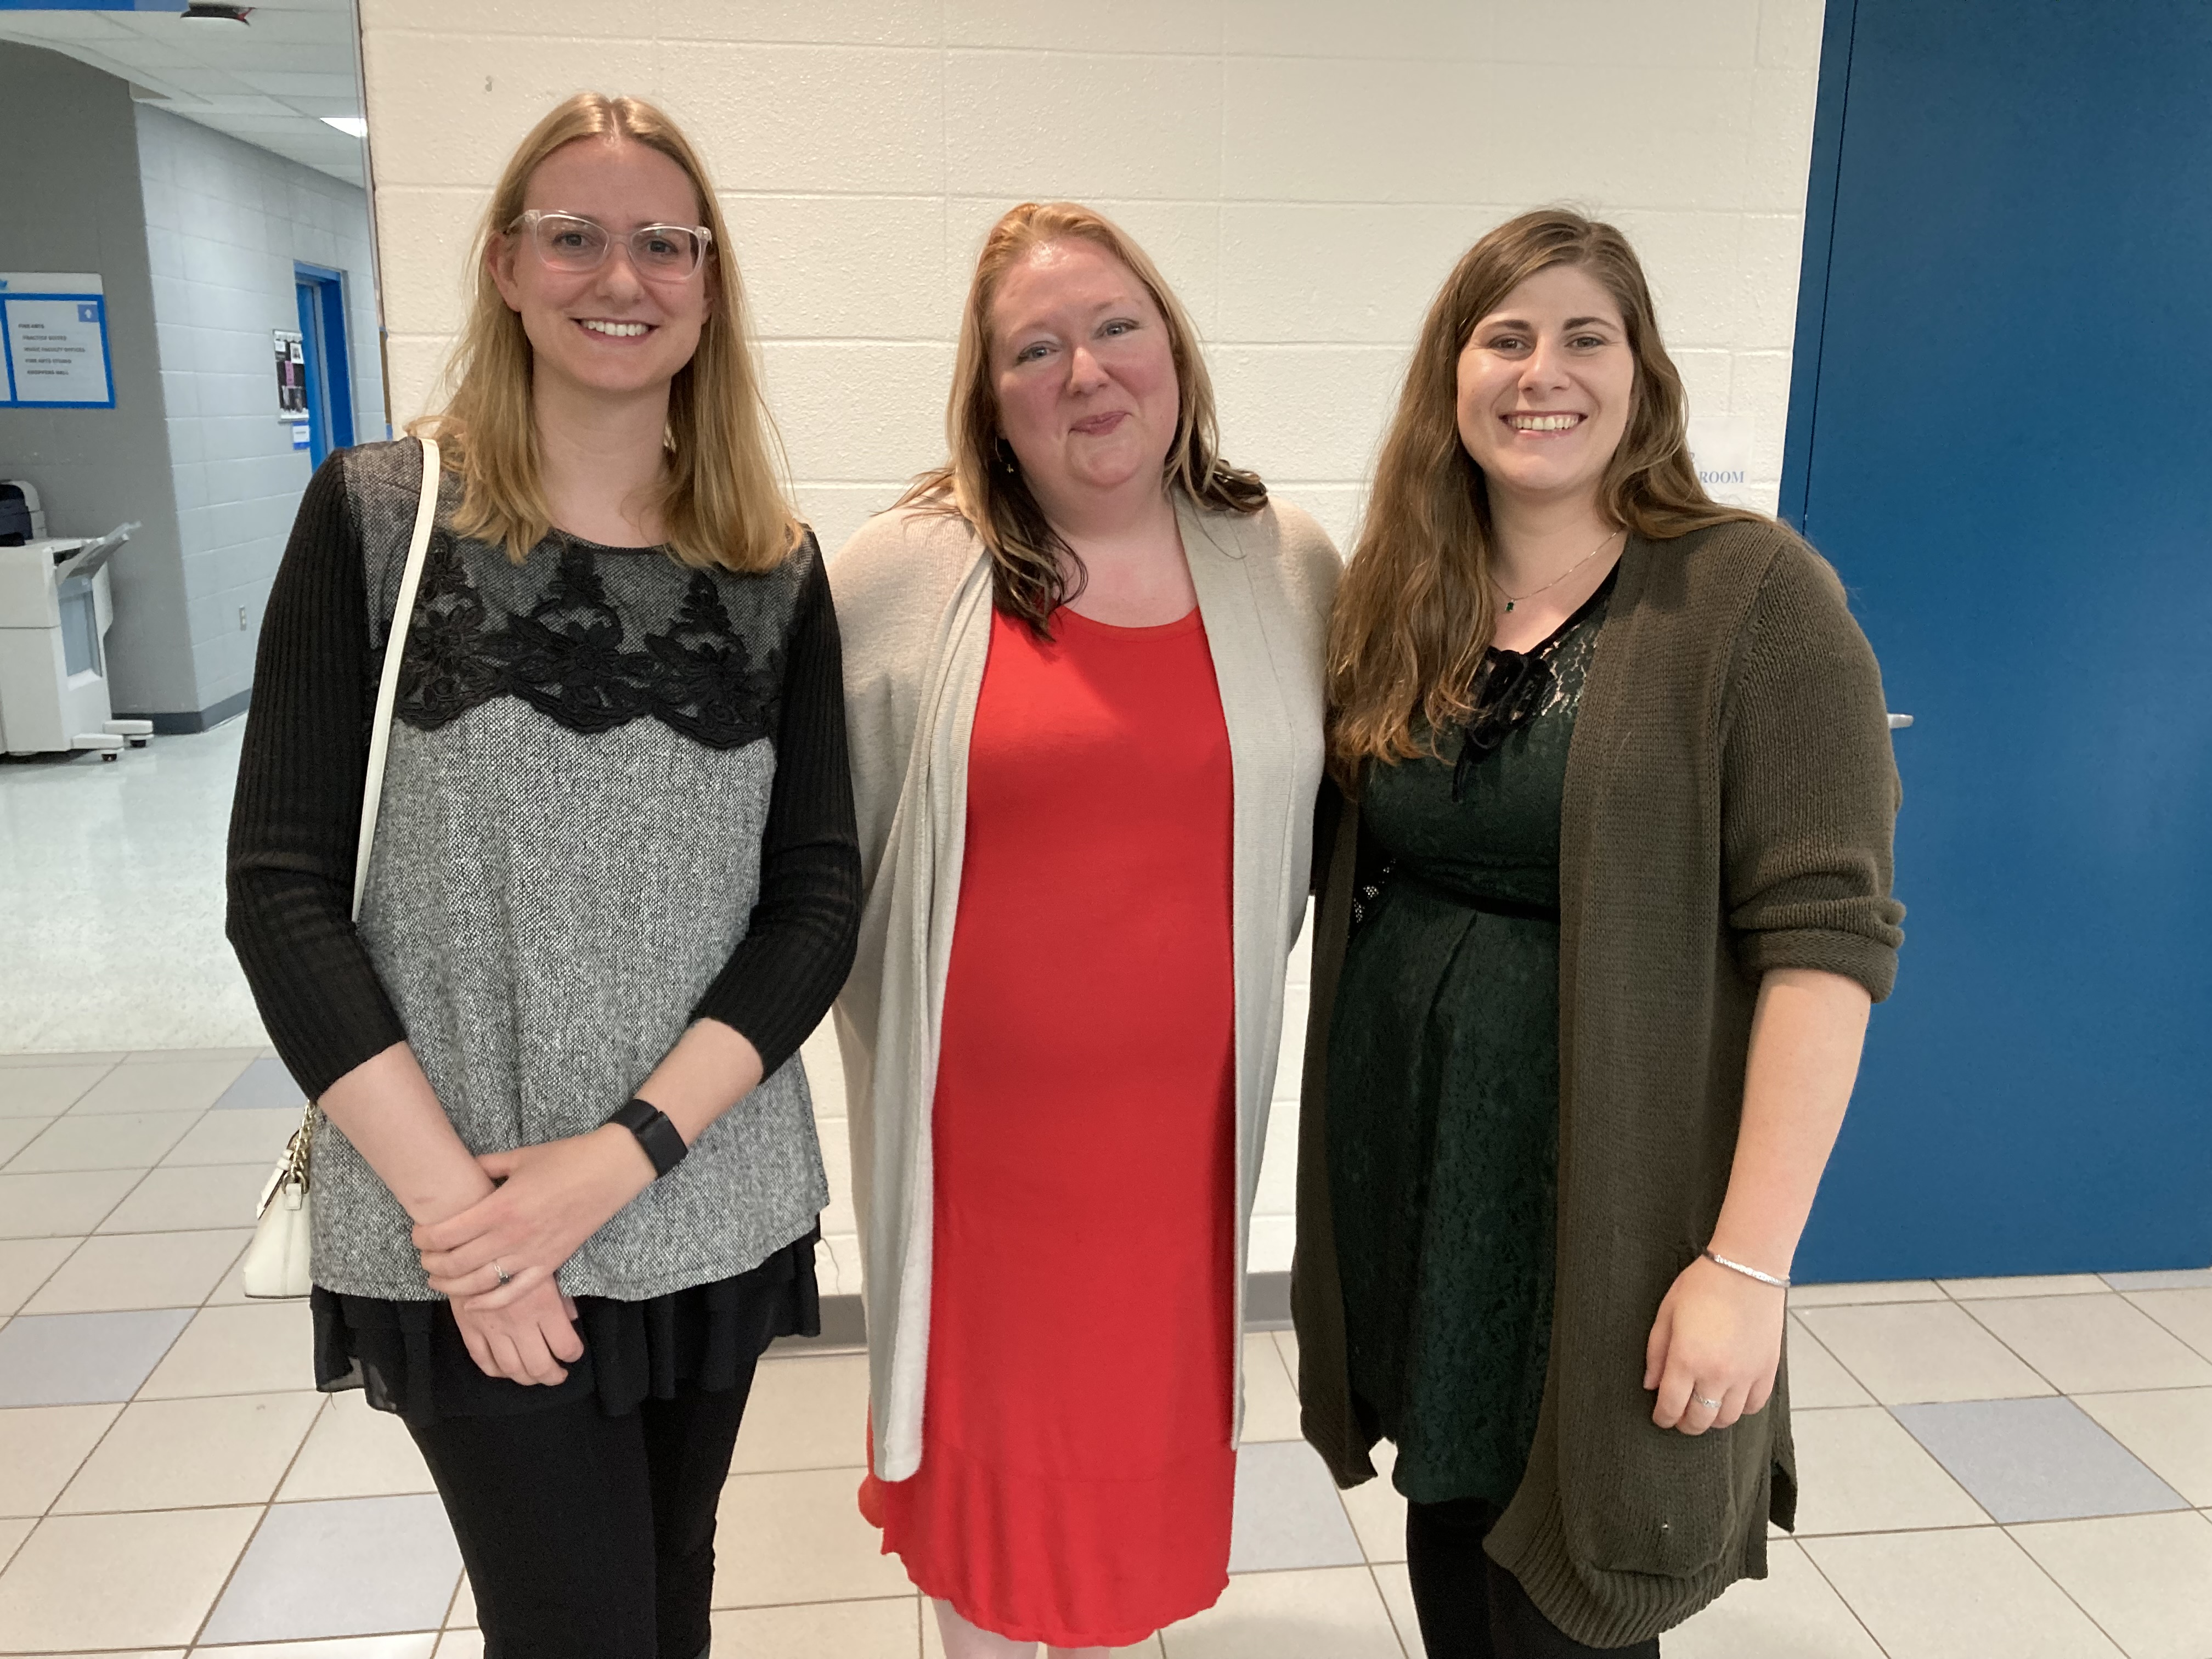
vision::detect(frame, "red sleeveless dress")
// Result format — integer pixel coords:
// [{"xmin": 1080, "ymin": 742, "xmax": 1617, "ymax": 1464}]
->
[{"xmin": 864, "ymin": 602, "xmax": 1238, "ymax": 1647}]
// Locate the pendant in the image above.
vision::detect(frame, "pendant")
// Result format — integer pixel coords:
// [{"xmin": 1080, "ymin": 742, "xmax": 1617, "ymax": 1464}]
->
[{"xmin": 1504, "ymin": 600, "xmax": 1516, "ymax": 612}]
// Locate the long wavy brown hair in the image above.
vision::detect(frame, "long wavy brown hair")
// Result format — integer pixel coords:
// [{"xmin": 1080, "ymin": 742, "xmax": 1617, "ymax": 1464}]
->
[
  {"xmin": 409, "ymin": 93, "xmax": 798, "ymax": 573},
  {"xmin": 902, "ymin": 201, "xmax": 1266, "ymax": 632},
  {"xmin": 1328, "ymin": 207, "xmax": 1765, "ymax": 774}
]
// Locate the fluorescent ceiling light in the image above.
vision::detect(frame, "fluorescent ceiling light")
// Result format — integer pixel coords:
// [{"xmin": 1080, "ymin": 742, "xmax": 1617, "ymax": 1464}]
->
[{"xmin": 321, "ymin": 116, "xmax": 368, "ymax": 137}]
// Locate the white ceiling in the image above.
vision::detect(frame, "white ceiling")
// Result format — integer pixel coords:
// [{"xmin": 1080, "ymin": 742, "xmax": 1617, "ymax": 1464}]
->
[{"xmin": 0, "ymin": 1, "xmax": 369, "ymax": 186}]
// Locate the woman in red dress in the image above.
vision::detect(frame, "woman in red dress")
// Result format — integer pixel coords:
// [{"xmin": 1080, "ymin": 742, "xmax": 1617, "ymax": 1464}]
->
[{"xmin": 831, "ymin": 202, "xmax": 1341, "ymax": 1655}]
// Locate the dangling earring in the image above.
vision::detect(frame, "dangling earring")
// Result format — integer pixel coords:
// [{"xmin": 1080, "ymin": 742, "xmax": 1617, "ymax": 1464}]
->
[{"xmin": 995, "ymin": 437, "xmax": 1019, "ymax": 476}]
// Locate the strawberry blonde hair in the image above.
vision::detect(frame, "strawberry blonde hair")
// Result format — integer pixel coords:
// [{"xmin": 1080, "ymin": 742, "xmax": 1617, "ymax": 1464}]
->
[{"xmin": 903, "ymin": 201, "xmax": 1265, "ymax": 630}]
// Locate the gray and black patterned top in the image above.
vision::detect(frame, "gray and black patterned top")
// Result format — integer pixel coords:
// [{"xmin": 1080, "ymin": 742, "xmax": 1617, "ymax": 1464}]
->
[{"xmin": 228, "ymin": 439, "xmax": 859, "ymax": 1301}]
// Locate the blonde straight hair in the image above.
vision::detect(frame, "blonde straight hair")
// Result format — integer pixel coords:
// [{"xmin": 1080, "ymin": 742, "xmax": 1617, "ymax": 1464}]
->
[
  {"xmin": 903, "ymin": 201, "xmax": 1266, "ymax": 631},
  {"xmin": 410, "ymin": 93, "xmax": 799, "ymax": 573},
  {"xmin": 1328, "ymin": 208, "xmax": 1767, "ymax": 774}
]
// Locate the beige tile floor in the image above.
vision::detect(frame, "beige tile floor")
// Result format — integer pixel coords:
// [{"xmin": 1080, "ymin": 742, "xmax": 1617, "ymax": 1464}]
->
[{"xmin": 4, "ymin": 1051, "xmax": 2211, "ymax": 1657}]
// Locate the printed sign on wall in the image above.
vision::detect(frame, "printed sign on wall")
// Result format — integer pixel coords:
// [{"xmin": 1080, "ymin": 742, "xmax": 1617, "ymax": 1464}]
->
[
  {"xmin": 274, "ymin": 329, "xmax": 306, "ymax": 419},
  {"xmin": 0, "ymin": 274, "xmax": 114, "ymax": 409},
  {"xmin": 1686, "ymin": 414, "xmax": 1757, "ymax": 508}
]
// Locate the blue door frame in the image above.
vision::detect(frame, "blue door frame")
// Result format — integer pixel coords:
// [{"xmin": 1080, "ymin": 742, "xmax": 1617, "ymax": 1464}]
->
[
  {"xmin": 294, "ymin": 262, "xmax": 353, "ymax": 467},
  {"xmin": 1780, "ymin": 0, "xmax": 2212, "ymax": 1280}
]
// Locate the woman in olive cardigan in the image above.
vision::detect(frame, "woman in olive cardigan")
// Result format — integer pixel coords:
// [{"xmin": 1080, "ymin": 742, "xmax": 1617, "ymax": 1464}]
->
[{"xmin": 1295, "ymin": 210, "xmax": 1903, "ymax": 1654}]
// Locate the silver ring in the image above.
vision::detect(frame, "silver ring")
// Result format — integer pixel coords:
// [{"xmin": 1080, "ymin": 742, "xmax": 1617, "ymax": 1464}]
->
[
  {"xmin": 493, "ymin": 1261, "xmax": 512, "ymax": 1286},
  {"xmin": 1692, "ymin": 1392, "xmax": 1722, "ymax": 1410}
]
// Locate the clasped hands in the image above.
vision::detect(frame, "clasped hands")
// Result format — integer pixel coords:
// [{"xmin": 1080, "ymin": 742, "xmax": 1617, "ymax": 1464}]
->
[
  {"xmin": 1643, "ymin": 1253, "xmax": 1788, "ymax": 1436},
  {"xmin": 411, "ymin": 1125, "xmax": 658, "ymax": 1387},
  {"xmin": 410, "ymin": 1130, "xmax": 1791, "ymax": 1412}
]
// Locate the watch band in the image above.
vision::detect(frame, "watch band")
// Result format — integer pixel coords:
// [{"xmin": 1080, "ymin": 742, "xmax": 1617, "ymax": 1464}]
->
[{"xmin": 605, "ymin": 1097, "xmax": 689, "ymax": 1180}]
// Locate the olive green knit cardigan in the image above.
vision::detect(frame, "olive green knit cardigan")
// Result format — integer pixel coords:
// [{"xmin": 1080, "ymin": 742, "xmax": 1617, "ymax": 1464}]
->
[{"xmin": 1292, "ymin": 520, "xmax": 1905, "ymax": 1647}]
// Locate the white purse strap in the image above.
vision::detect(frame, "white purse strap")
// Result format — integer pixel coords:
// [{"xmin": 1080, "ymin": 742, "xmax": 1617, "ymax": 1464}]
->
[{"xmin": 351, "ymin": 435, "xmax": 441, "ymax": 922}]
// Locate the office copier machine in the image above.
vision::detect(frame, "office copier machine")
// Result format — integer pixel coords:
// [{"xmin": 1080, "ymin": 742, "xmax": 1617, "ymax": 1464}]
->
[{"xmin": 0, "ymin": 480, "xmax": 149, "ymax": 759}]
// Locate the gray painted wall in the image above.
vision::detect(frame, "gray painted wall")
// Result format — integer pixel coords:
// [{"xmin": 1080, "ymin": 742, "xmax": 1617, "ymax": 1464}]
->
[
  {"xmin": 0, "ymin": 41, "xmax": 386, "ymax": 726},
  {"xmin": 0, "ymin": 43, "xmax": 196, "ymax": 716},
  {"xmin": 137, "ymin": 106, "xmax": 385, "ymax": 715}
]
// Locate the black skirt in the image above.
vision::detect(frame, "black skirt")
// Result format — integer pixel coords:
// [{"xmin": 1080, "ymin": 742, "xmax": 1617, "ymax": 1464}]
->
[{"xmin": 311, "ymin": 1224, "xmax": 822, "ymax": 1423}]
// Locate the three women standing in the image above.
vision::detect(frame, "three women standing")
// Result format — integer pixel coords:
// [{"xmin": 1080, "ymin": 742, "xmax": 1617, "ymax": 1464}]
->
[
  {"xmin": 235, "ymin": 84, "xmax": 1899, "ymax": 1657},
  {"xmin": 228, "ymin": 95, "xmax": 858, "ymax": 1659},
  {"xmin": 831, "ymin": 202, "xmax": 1340, "ymax": 1655},
  {"xmin": 1295, "ymin": 210, "xmax": 1904, "ymax": 1655}
]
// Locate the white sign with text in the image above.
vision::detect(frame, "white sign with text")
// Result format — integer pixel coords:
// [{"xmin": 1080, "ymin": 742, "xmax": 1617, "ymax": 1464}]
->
[
  {"xmin": 0, "ymin": 273, "xmax": 112, "ymax": 409},
  {"xmin": 1686, "ymin": 414, "xmax": 1756, "ymax": 508}
]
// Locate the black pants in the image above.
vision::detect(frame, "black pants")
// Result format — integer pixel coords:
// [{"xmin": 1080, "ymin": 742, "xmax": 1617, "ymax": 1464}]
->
[
  {"xmin": 405, "ymin": 1371, "xmax": 757, "ymax": 1659},
  {"xmin": 1406, "ymin": 1498, "xmax": 1661, "ymax": 1659}
]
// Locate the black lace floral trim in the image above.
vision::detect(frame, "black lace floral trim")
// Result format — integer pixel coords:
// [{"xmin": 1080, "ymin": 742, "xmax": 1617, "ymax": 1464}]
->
[{"xmin": 392, "ymin": 539, "xmax": 783, "ymax": 751}]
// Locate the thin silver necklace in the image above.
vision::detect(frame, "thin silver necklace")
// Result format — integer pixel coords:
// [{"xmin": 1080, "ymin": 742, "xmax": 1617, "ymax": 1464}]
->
[{"xmin": 1494, "ymin": 529, "xmax": 1622, "ymax": 613}]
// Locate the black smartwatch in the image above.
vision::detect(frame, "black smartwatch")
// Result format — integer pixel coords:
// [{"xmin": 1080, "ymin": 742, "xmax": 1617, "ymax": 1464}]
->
[{"xmin": 605, "ymin": 1097, "xmax": 689, "ymax": 1180}]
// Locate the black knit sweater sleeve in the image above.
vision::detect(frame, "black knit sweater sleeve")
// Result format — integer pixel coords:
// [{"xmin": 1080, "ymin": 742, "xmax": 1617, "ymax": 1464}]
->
[
  {"xmin": 226, "ymin": 450, "xmax": 409, "ymax": 1098},
  {"xmin": 691, "ymin": 542, "xmax": 862, "ymax": 1076}
]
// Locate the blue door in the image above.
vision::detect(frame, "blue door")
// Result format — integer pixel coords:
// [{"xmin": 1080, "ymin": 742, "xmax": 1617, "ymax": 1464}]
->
[
  {"xmin": 1785, "ymin": 0, "xmax": 2212, "ymax": 1280},
  {"xmin": 293, "ymin": 264, "xmax": 354, "ymax": 468}
]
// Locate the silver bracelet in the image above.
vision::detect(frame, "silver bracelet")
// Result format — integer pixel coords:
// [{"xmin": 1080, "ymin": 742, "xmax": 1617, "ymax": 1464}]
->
[{"xmin": 1705, "ymin": 1248, "xmax": 1790, "ymax": 1289}]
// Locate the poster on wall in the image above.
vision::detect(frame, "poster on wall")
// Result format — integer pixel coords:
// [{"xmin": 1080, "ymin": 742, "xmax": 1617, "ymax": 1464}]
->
[
  {"xmin": 274, "ymin": 330, "xmax": 306, "ymax": 419},
  {"xmin": 0, "ymin": 273, "xmax": 114, "ymax": 409}
]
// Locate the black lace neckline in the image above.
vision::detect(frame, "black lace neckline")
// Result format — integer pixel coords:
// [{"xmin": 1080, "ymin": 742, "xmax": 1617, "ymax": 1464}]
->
[
  {"xmin": 394, "ymin": 535, "xmax": 785, "ymax": 751},
  {"xmin": 1451, "ymin": 567, "xmax": 1618, "ymax": 799}
]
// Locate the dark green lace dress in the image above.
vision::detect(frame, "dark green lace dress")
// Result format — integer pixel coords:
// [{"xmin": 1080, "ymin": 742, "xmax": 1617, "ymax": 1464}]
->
[{"xmin": 1325, "ymin": 576, "xmax": 1612, "ymax": 1507}]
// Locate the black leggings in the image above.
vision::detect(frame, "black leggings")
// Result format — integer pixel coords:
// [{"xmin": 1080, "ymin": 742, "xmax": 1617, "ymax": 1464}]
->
[
  {"xmin": 405, "ymin": 1372, "xmax": 756, "ymax": 1659},
  {"xmin": 1406, "ymin": 1498, "xmax": 1661, "ymax": 1659}
]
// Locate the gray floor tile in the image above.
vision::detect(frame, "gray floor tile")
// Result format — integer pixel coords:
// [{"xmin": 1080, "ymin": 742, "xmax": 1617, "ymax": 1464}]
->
[
  {"xmin": 212, "ymin": 1056, "xmax": 307, "ymax": 1113},
  {"xmin": 0, "ymin": 1307, "xmax": 194, "ymax": 1405},
  {"xmin": 1227, "ymin": 1439, "xmax": 1364, "ymax": 1573},
  {"xmin": 1893, "ymin": 1396, "xmax": 2189, "ymax": 1523},
  {"xmin": 2103, "ymin": 1268, "xmax": 2212, "ymax": 1292},
  {"xmin": 2074, "ymin": 1387, "xmax": 2212, "ymax": 1506},
  {"xmin": 199, "ymin": 1494, "xmax": 464, "ymax": 1645}
]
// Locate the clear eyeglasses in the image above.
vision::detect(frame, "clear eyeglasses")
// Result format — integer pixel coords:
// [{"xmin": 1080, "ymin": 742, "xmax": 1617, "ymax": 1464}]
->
[{"xmin": 509, "ymin": 210, "xmax": 713, "ymax": 281}]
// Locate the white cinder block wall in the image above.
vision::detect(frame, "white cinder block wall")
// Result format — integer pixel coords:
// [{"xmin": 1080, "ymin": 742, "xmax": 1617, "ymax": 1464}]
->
[
  {"xmin": 356, "ymin": 0, "xmax": 1826, "ymax": 1288},
  {"xmin": 138, "ymin": 106, "xmax": 387, "ymax": 717}
]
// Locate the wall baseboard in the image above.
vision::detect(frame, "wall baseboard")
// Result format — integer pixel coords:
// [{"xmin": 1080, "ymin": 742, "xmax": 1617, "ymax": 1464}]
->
[
  {"xmin": 770, "ymin": 1271, "xmax": 1292, "ymax": 1356},
  {"xmin": 120, "ymin": 687, "xmax": 251, "ymax": 735}
]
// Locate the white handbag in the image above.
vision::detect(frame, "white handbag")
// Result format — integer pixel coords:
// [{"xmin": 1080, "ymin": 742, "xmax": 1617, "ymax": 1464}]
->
[{"xmin": 242, "ymin": 437, "xmax": 443, "ymax": 1299}]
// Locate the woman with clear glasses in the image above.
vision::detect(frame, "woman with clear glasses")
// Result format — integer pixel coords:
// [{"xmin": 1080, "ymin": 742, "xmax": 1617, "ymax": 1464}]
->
[
  {"xmin": 227, "ymin": 93, "xmax": 857, "ymax": 1659},
  {"xmin": 831, "ymin": 202, "xmax": 1340, "ymax": 1656},
  {"xmin": 1294, "ymin": 209, "xmax": 1903, "ymax": 1656}
]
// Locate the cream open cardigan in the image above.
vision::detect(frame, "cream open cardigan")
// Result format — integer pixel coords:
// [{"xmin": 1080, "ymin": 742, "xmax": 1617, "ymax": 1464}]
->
[{"xmin": 828, "ymin": 494, "xmax": 1341, "ymax": 1481}]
